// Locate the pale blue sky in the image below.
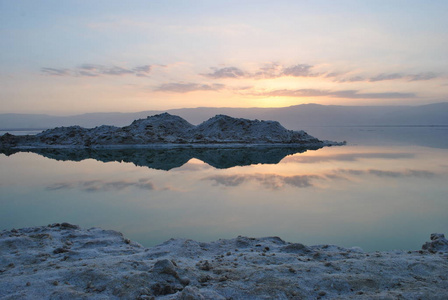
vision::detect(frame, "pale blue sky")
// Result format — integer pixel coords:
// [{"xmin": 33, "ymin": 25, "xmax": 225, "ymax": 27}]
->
[{"xmin": 1, "ymin": 0, "xmax": 447, "ymax": 114}]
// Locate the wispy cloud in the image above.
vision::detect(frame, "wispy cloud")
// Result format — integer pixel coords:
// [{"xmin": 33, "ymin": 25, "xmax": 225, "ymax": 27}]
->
[
  {"xmin": 336, "ymin": 72, "xmax": 441, "ymax": 83},
  {"xmin": 203, "ymin": 63, "xmax": 442, "ymax": 84},
  {"xmin": 281, "ymin": 64, "xmax": 316, "ymax": 77},
  {"xmin": 335, "ymin": 76, "xmax": 366, "ymax": 82},
  {"xmin": 203, "ymin": 63, "xmax": 319, "ymax": 79},
  {"xmin": 369, "ymin": 73, "xmax": 404, "ymax": 82},
  {"xmin": 408, "ymin": 72, "xmax": 439, "ymax": 81},
  {"xmin": 203, "ymin": 67, "xmax": 247, "ymax": 79},
  {"xmin": 41, "ymin": 64, "xmax": 151, "ymax": 77},
  {"xmin": 155, "ymin": 82, "xmax": 225, "ymax": 93},
  {"xmin": 41, "ymin": 68, "xmax": 71, "ymax": 76},
  {"xmin": 252, "ymin": 62, "xmax": 282, "ymax": 78}
]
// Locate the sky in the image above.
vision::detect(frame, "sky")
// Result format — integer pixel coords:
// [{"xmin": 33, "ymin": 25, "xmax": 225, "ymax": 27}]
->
[{"xmin": 1, "ymin": 0, "xmax": 448, "ymax": 115}]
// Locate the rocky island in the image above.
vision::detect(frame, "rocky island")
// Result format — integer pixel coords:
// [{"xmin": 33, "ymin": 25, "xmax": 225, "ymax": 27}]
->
[
  {"xmin": 0, "ymin": 113, "xmax": 343, "ymax": 149},
  {"xmin": 1, "ymin": 224, "xmax": 447, "ymax": 299}
]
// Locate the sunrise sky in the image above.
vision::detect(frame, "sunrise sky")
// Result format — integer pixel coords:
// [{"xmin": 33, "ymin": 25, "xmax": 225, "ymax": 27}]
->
[{"xmin": 1, "ymin": 0, "xmax": 448, "ymax": 114}]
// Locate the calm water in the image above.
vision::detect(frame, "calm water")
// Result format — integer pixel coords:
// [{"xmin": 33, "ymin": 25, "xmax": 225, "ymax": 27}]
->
[{"xmin": 1, "ymin": 127, "xmax": 447, "ymax": 252}]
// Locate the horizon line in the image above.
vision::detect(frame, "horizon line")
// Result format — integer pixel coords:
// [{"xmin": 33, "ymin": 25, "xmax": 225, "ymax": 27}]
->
[{"xmin": 1, "ymin": 101, "xmax": 447, "ymax": 117}]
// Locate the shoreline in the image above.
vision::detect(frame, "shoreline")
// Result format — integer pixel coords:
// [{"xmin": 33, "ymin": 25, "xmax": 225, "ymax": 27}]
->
[
  {"xmin": 0, "ymin": 140, "xmax": 345, "ymax": 150},
  {"xmin": 1, "ymin": 224, "xmax": 447, "ymax": 299}
]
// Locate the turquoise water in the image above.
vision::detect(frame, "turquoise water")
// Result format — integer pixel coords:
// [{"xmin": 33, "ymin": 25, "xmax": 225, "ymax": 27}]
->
[{"xmin": 1, "ymin": 127, "xmax": 447, "ymax": 251}]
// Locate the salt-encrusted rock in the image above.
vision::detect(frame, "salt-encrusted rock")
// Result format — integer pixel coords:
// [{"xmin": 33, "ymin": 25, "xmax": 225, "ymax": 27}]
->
[
  {"xmin": 153, "ymin": 259, "xmax": 178, "ymax": 276},
  {"xmin": 281, "ymin": 242, "xmax": 310, "ymax": 253},
  {"xmin": 1, "ymin": 225, "xmax": 447, "ymax": 299},
  {"xmin": 177, "ymin": 286, "xmax": 205, "ymax": 300},
  {"xmin": 422, "ymin": 233, "xmax": 448, "ymax": 252},
  {"xmin": 0, "ymin": 113, "xmax": 344, "ymax": 148}
]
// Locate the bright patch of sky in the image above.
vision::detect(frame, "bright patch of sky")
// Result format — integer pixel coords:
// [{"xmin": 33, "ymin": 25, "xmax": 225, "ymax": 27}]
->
[{"xmin": 1, "ymin": 0, "xmax": 448, "ymax": 114}]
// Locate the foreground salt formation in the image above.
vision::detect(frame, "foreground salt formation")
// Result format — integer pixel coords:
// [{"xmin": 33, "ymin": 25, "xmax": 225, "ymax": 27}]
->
[
  {"xmin": 1, "ymin": 224, "xmax": 447, "ymax": 299},
  {"xmin": 0, "ymin": 113, "xmax": 342, "ymax": 148}
]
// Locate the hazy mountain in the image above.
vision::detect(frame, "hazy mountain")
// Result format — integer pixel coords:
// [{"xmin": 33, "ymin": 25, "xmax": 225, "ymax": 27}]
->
[{"xmin": 1, "ymin": 103, "xmax": 447, "ymax": 131}]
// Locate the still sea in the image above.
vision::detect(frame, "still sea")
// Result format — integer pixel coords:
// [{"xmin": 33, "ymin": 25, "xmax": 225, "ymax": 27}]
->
[{"xmin": 1, "ymin": 126, "xmax": 447, "ymax": 252}]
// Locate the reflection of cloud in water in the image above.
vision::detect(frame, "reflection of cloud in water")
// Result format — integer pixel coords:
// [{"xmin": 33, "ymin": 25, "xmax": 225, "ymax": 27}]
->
[
  {"xmin": 336, "ymin": 168, "xmax": 437, "ymax": 179},
  {"xmin": 204, "ymin": 168, "xmax": 438, "ymax": 190},
  {"xmin": 47, "ymin": 178, "xmax": 156, "ymax": 192},
  {"xmin": 205, "ymin": 174, "xmax": 321, "ymax": 189},
  {"xmin": 46, "ymin": 182, "xmax": 75, "ymax": 190},
  {"xmin": 283, "ymin": 152, "xmax": 414, "ymax": 164}
]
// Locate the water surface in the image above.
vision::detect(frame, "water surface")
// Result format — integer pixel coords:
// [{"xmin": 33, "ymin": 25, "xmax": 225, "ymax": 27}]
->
[{"xmin": 1, "ymin": 126, "xmax": 447, "ymax": 251}]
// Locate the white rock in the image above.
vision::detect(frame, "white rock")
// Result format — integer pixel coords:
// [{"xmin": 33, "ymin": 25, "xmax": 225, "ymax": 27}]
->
[
  {"xmin": 2, "ymin": 224, "xmax": 445, "ymax": 299},
  {"xmin": 1, "ymin": 113, "xmax": 344, "ymax": 149}
]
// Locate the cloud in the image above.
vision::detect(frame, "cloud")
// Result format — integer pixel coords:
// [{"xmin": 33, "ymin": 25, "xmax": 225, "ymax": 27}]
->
[
  {"xmin": 336, "ymin": 72, "xmax": 441, "ymax": 83},
  {"xmin": 41, "ymin": 64, "xmax": 151, "ymax": 77},
  {"xmin": 325, "ymin": 72, "xmax": 342, "ymax": 78},
  {"xmin": 202, "ymin": 63, "xmax": 442, "ymax": 84},
  {"xmin": 155, "ymin": 82, "xmax": 225, "ymax": 93},
  {"xmin": 408, "ymin": 72, "xmax": 439, "ymax": 81},
  {"xmin": 367, "ymin": 72, "xmax": 440, "ymax": 82},
  {"xmin": 255, "ymin": 88, "xmax": 415, "ymax": 99},
  {"xmin": 369, "ymin": 73, "xmax": 404, "ymax": 82},
  {"xmin": 334, "ymin": 75, "xmax": 366, "ymax": 83},
  {"xmin": 203, "ymin": 67, "xmax": 246, "ymax": 79},
  {"xmin": 252, "ymin": 62, "xmax": 283, "ymax": 78},
  {"xmin": 132, "ymin": 65, "xmax": 151, "ymax": 73},
  {"xmin": 78, "ymin": 64, "xmax": 134, "ymax": 76},
  {"xmin": 202, "ymin": 63, "xmax": 319, "ymax": 80},
  {"xmin": 281, "ymin": 64, "xmax": 315, "ymax": 77},
  {"xmin": 40, "ymin": 67, "xmax": 71, "ymax": 76},
  {"xmin": 78, "ymin": 70, "xmax": 98, "ymax": 77}
]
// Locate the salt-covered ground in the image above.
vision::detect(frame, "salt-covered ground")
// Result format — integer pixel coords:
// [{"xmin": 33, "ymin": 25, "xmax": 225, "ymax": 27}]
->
[{"xmin": 1, "ymin": 224, "xmax": 447, "ymax": 299}]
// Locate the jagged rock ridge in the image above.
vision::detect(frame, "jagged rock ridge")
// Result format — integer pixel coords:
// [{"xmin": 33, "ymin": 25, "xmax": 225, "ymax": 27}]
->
[{"xmin": 0, "ymin": 113, "xmax": 340, "ymax": 148}]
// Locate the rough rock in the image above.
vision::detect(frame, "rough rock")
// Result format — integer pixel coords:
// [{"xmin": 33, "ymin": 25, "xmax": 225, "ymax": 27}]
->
[
  {"xmin": 1, "ymin": 225, "xmax": 447, "ymax": 299},
  {"xmin": 422, "ymin": 233, "xmax": 448, "ymax": 252},
  {"xmin": 0, "ymin": 113, "xmax": 344, "ymax": 149}
]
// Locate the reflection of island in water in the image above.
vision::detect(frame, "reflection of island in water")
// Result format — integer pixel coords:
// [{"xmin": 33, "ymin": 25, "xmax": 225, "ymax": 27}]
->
[{"xmin": 1, "ymin": 146, "xmax": 321, "ymax": 170}]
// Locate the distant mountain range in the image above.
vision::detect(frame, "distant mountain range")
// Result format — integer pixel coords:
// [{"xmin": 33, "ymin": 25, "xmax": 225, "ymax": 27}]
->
[{"xmin": 1, "ymin": 102, "xmax": 447, "ymax": 131}]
